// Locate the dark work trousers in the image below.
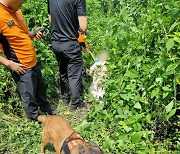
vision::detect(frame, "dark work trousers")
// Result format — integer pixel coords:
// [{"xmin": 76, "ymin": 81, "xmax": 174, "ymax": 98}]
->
[
  {"xmin": 52, "ymin": 41, "xmax": 83, "ymax": 107},
  {"xmin": 12, "ymin": 64, "xmax": 52, "ymax": 121}
]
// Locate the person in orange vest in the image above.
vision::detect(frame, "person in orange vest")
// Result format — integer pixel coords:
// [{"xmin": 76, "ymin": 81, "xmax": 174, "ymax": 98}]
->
[{"xmin": 0, "ymin": 0, "xmax": 59, "ymax": 121}]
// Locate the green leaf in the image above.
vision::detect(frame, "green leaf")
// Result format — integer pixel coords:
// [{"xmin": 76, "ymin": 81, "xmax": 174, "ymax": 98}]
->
[
  {"xmin": 131, "ymin": 132, "xmax": 142, "ymax": 143},
  {"xmin": 151, "ymin": 88, "xmax": 159, "ymax": 99},
  {"xmin": 117, "ymin": 140, "xmax": 124, "ymax": 148},
  {"xmin": 169, "ymin": 21, "xmax": 178, "ymax": 33},
  {"xmin": 117, "ymin": 108, "xmax": 123, "ymax": 115},
  {"xmin": 95, "ymin": 102, "xmax": 104, "ymax": 112},
  {"xmin": 118, "ymin": 135, "xmax": 128, "ymax": 141},
  {"xmin": 148, "ymin": 85, "xmax": 156, "ymax": 91},
  {"xmin": 133, "ymin": 123, "xmax": 142, "ymax": 131},
  {"xmin": 176, "ymin": 75, "xmax": 180, "ymax": 84},
  {"xmin": 104, "ymin": 137, "xmax": 113, "ymax": 149},
  {"xmin": 134, "ymin": 103, "xmax": 142, "ymax": 110},
  {"xmin": 123, "ymin": 126, "xmax": 132, "ymax": 133},
  {"xmin": 166, "ymin": 63, "xmax": 179, "ymax": 72},
  {"xmin": 145, "ymin": 114, "xmax": 151, "ymax": 123},
  {"xmin": 120, "ymin": 94, "xmax": 129, "ymax": 101},
  {"xmin": 162, "ymin": 85, "xmax": 171, "ymax": 91},
  {"xmin": 166, "ymin": 39, "xmax": 174, "ymax": 51},
  {"xmin": 174, "ymin": 37, "xmax": 180, "ymax": 44},
  {"xmin": 125, "ymin": 71, "xmax": 138, "ymax": 79},
  {"xmin": 167, "ymin": 109, "xmax": 176, "ymax": 120},
  {"xmin": 155, "ymin": 77, "xmax": 163, "ymax": 83},
  {"xmin": 165, "ymin": 100, "xmax": 174, "ymax": 113},
  {"xmin": 163, "ymin": 92, "xmax": 169, "ymax": 99}
]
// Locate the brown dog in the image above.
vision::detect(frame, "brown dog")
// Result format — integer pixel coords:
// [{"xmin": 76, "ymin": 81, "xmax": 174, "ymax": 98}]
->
[{"xmin": 37, "ymin": 115, "xmax": 103, "ymax": 154}]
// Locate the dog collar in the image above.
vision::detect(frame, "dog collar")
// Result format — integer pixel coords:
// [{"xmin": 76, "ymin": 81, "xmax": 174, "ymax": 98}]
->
[{"xmin": 60, "ymin": 132, "xmax": 84, "ymax": 154}]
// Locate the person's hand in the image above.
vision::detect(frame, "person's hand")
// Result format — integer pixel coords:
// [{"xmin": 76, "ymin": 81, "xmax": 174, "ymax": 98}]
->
[
  {"xmin": 30, "ymin": 27, "xmax": 46, "ymax": 40},
  {"xmin": 86, "ymin": 69, "xmax": 92, "ymax": 76},
  {"xmin": 8, "ymin": 60, "xmax": 27, "ymax": 75},
  {"xmin": 34, "ymin": 31, "xmax": 43, "ymax": 40}
]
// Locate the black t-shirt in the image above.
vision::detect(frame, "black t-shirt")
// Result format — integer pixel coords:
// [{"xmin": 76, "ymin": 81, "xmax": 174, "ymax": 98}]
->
[{"xmin": 48, "ymin": 0, "xmax": 86, "ymax": 42}]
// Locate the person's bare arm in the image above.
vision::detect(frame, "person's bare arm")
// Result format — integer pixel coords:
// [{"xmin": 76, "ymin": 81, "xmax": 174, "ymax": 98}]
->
[
  {"xmin": 0, "ymin": 56, "xmax": 10, "ymax": 67},
  {"xmin": 0, "ymin": 56, "xmax": 27, "ymax": 74},
  {"xmin": 48, "ymin": 14, "xmax": 51, "ymax": 22},
  {"xmin": 78, "ymin": 16, "xmax": 87, "ymax": 34}
]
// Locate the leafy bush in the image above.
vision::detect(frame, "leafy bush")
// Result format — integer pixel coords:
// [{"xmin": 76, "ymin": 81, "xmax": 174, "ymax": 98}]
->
[{"xmin": 77, "ymin": 0, "xmax": 180, "ymax": 153}]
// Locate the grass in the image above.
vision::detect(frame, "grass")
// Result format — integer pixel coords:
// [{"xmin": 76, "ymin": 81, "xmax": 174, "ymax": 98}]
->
[{"xmin": 0, "ymin": 99, "xmax": 90, "ymax": 154}]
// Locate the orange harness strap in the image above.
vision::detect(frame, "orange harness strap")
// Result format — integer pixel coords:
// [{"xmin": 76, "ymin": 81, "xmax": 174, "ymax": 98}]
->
[{"xmin": 60, "ymin": 132, "xmax": 84, "ymax": 154}]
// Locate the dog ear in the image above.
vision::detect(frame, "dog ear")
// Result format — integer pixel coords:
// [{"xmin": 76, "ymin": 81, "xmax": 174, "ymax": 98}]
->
[
  {"xmin": 78, "ymin": 144, "xmax": 85, "ymax": 154},
  {"xmin": 88, "ymin": 141, "xmax": 98, "ymax": 147},
  {"xmin": 89, "ymin": 142, "xmax": 104, "ymax": 154}
]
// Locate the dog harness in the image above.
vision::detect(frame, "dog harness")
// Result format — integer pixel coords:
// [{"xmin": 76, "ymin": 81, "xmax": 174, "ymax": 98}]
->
[{"xmin": 60, "ymin": 132, "xmax": 84, "ymax": 154}]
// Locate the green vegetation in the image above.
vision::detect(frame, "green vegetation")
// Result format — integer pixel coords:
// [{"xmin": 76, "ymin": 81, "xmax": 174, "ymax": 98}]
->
[{"xmin": 0, "ymin": 0, "xmax": 180, "ymax": 153}]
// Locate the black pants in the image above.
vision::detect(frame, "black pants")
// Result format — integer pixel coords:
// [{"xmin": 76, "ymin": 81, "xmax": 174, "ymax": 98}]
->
[
  {"xmin": 12, "ymin": 64, "xmax": 52, "ymax": 120},
  {"xmin": 53, "ymin": 41, "xmax": 83, "ymax": 106}
]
